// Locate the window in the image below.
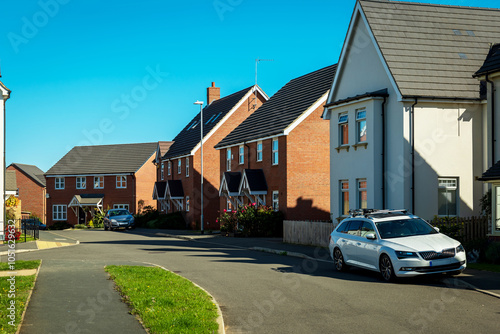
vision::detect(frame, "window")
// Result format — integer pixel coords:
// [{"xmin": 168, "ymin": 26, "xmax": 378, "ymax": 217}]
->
[
  {"xmin": 113, "ymin": 204, "xmax": 129, "ymax": 211},
  {"xmin": 186, "ymin": 157, "xmax": 190, "ymax": 177},
  {"xmin": 226, "ymin": 148, "xmax": 232, "ymax": 171},
  {"xmin": 346, "ymin": 220, "xmax": 361, "ymax": 236},
  {"xmin": 94, "ymin": 176, "xmax": 104, "ymax": 189},
  {"xmin": 358, "ymin": 179, "xmax": 367, "ymax": 209},
  {"xmin": 76, "ymin": 177, "xmax": 86, "ymax": 189},
  {"xmin": 340, "ymin": 180, "xmax": 349, "ymax": 216},
  {"xmin": 161, "ymin": 163, "xmax": 164, "ymax": 180},
  {"xmin": 438, "ymin": 178, "xmax": 458, "ymax": 216},
  {"xmin": 53, "ymin": 205, "xmax": 67, "ymax": 221},
  {"xmin": 178, "ymin": 159, "xmax": 181, "ymax": 174},
  {"xmin": 257, "ymin": 141, "xmax": 263, "ymax": 162},
  {"xmin": 168, "ymin": 161, "xmax": 171, "ymax": 176},
  {"xmin": 272, "ymin": 138, "xmax": 278, "ymax": 165},
  {"xmin": 186, "ymin": 196, "xmax": 190, "ymax": 212},
  {"xmin": 116, "ymin": 176, "xmax": 127, "ymax": 189},
  {"xmin": 339, "ymin": 114, "xmax": 349, "ymax": 146},
  {"xmin": 272, "ymin": 191, "xmax": 279, "ymax": 211},
  {"xmin": 239, "ymin": 145, "xmax": 244, "ymax": 165},
  {"xmin": 360, "ymin": 221, "xmax": 375, "ymax": 238},
  {"xmin": 226, "ymin": 198, "xmax": 232, "ymax": 212},
  {"xmin": 356, "ymin": 110, "xmax": 367, "ymax": 143},
  {"xmin": 55, "ymin": 177, "xmax": 65, "ymax": 190}
]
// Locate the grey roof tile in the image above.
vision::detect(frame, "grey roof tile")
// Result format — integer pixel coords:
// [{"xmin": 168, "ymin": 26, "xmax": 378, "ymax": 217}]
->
[
  {"xmin": 9, "ymin": 163, "xmax": 46, "ymax": 187},
  {"xmin": 5, "ymin": 170, "xmax": 17, "ymax": 191},
  {"xmin": 45, "ymin": 142, "xmax": 157, "ymax": 176}
]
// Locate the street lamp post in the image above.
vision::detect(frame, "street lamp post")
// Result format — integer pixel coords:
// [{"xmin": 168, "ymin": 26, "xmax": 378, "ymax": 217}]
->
[{"xmin": 194, "ymin": 100, "xmax": 204, "ymax": 234}]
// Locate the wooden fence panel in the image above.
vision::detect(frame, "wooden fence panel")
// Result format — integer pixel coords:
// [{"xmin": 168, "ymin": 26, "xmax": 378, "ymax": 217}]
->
[
  {"xmin": 433, "ymin": 216, "xmax": 489, "ymax": 243},
  {"xmin": 283, "ymin": 220, "xmax": 336, "ymax": 248}
]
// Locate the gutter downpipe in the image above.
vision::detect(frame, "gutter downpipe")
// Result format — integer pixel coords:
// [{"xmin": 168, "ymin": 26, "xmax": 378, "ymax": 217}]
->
[
  {"xmin": 411, "ymin": 98, "xmax": 418, "ymax": 215},
  {"xmin": 486, "ymin": 74, "xmax": 496, "ymax": 165},
  {"xmin": 381, "ymin": 96, "xmax": 387, "ymax": 209}
]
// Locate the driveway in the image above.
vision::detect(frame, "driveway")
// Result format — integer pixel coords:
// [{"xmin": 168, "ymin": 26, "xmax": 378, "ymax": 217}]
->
[{"xmin": 13, "ymin": 229, "xmax": 500, "ymax": 333}]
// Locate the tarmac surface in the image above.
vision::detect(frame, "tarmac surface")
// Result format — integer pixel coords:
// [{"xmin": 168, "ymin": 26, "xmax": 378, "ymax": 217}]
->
[{"xmin": 1, "ymin": 228, "xmax": 499, "ymax": 334}]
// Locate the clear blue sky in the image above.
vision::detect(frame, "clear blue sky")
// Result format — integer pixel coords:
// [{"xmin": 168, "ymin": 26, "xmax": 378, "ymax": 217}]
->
[{"xmin": 0, "ymin": 0, "xmax": 494, "ymax": 172}]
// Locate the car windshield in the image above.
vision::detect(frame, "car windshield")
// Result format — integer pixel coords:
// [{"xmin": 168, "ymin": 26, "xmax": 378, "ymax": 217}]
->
[
  {"xmin": 109, "ymin": 210, "xmax": 129, "ymax": 217},
  {"xmin": 375, "ymin": 218, "xmax": 438, "ymax": 239}
]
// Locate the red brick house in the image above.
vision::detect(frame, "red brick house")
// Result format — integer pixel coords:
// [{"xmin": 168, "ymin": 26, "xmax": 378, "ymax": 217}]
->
[
  {"xmin": 7, "ymin": 163, "xmax": 47, "ymax": 223},
  {"xmin": 154, "ymin": 83, "xmax": 268, "ymax": 229},
  {"xmin": 215, "ymin": 65, "xmax": 336, "ymax": 221},
  {"xmin": 45, "ymin": 142, "xmax": 158, "ymax": 226}
]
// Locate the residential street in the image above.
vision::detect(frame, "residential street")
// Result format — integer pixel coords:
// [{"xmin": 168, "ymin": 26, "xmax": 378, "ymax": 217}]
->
[{"xmin": 11, "ymin": 229, "xmax": 500, "ymax": 334}]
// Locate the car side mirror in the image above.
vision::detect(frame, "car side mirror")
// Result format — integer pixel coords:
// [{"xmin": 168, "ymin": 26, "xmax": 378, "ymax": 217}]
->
[
  {"xmin": 366, "ymin": 233, "xmax": 377, "ymax": 240},
  {"xmin": 434, "ymin": 227, "xmax": 440, "ymax": 233}
]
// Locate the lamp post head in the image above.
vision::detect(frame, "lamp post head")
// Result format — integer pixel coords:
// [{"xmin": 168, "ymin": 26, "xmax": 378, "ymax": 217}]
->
[{"xmin": 194, "ymin": 101, "xmax": 204, "ymax": 105}]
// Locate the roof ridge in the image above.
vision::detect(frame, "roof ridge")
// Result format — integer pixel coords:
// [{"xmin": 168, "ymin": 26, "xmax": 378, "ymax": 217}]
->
[{"xmin": 360, "ymin": 0, "xmax": 500, "ymax": 11}]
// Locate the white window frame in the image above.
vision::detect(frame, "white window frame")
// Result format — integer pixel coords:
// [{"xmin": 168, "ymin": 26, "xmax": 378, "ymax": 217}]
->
[
  {"xmin": 438, "ymin": 178, "xmax": 458, "ymax": 216},
  {"xmin": 226, "ymin": 198, "xmax": 232, "ymax": 212},
  {"xmin": 53, "ymin": 205, "xmax": 67, "ymax": 221},
  {"xmin": 178, "ymin": 159, "xmax": 181, "ymax": 174},
  {"xmin": 55, "ymin": 177, "xmax": 65, "ymax": 190},
  {"xmin": 357, "ymin": 179, "xmax": 367, "ymax": 209},
  {"xmin": 76, "ymin": 176, "xmax": 86, "ymax": 190},
  {"xmin": 356, "ymin": 109, "xmax": 367, "ymax": 143},
  {"xmin": 257, "ymin": 141, "xmax": 263, "ymax": 162},
  {"xmin": 116, "ymin": 176, "xmax": 127, "ymax": 189},
  {"xmin": 167, "ymin": 161, "xmax": 171, "ymax": 176},
  {"xmin": 94, "ymin": 176, "xmax": 104, "ymax": 189},
  {"xmin": 340, "ymin": 180, "xmax": 349, "ymax": 216},
  {"xmin": 272, "ymin": 138, "xmax": 278, "ymax": 165},
  {"xmin": 239, "ymin": 145, "xmax": 244, "ymax": 165},
  {"xmin": 186, "ymin": 157, "xmax": 190, "ymax": 177},
  {"xmin": 113, "ymin": 204, "xmax": 130, "ymax": 211},
  {"xmin": 226, "ymin": 148, "xmax": 232, "ymax": 171},
  {"xmin": 272, "ymin": 190, "xmax": 279, "ymax": 211},
  {"xmin": 339, "ymin": 113, "xmax": 349, "ymax": 146},
  {"xmin": 186, "ymin": 196, "xmax": 190, "ymax": 212},
  {"xmin": 161, "ymin": 162, "xmax": 164, "ymax": 180}
]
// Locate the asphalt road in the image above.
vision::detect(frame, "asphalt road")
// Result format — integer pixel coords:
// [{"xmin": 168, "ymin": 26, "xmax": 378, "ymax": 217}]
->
[{"xmin": 12, "ymin": 229, "xmax": 500, "ymax": 334}]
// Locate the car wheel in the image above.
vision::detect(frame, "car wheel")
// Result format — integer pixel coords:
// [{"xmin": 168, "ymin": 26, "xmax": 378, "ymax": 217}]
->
[
  {"xmin": 379, "ymin": 254, "xmax": 395, "ymax": 282},
  {"xmin": 333, "ymin": 248, "xmax": 349, "ymax": 272}
]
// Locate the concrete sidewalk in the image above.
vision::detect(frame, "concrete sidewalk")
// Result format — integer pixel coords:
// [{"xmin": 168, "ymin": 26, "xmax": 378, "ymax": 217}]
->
[{"xmin": 151, "ymin": 229, "xmax": 500, "ymax": 299}]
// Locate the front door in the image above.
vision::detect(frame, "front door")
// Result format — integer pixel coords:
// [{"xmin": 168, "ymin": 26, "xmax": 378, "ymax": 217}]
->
[{"xmin": 78, "ymin": 207, "xmax": 86, "ymax": 225}]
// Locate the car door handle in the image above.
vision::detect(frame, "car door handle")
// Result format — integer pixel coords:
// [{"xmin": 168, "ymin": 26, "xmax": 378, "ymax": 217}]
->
[{"xmin": 356, "ymin": 243, "xmax": 361, "ymax": 246}]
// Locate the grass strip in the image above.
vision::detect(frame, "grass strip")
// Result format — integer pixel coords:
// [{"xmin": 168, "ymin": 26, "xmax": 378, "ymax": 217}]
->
[
  {"xmin": 105, "ymin": 265, "xmax": 219, "ymax": 334},
  {"xmin": 0, "ymin": 260, "xmax": 40, "ymax": 333},
  {"xmin": 468, "ymin": 262, "xmax": 500, "ymax": 273}
]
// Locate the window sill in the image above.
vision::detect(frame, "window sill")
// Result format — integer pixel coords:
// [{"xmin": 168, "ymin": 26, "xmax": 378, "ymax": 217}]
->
[
  {"xmin": 353, "ymin": 142, "xmax": 368, "ymax": 150},
  {"xmin": 335, "ymin": 145, "xmax": 350, "ymax": 153}
]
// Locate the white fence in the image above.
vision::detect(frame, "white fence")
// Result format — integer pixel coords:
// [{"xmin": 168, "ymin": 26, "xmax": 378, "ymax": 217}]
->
[{"xmin": 283, "ymin": 220, "xmax": 337, "ymax": 247}]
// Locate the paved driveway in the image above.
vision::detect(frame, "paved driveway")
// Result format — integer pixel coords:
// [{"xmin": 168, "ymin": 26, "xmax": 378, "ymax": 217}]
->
[{"xmin": 12, "ymin": 229, "xmax": 500, "ymax": 333}]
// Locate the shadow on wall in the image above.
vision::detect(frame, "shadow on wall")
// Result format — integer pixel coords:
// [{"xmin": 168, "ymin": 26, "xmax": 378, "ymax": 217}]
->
[{"xmin": 287, "ymin": 197, "xmax": 330, "ymax": 221}]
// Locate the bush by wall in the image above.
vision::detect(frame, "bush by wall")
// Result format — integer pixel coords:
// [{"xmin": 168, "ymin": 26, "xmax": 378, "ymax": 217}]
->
[{"xmin": 218, "ymin": 203, "xmax": 283, "ymax": 237}]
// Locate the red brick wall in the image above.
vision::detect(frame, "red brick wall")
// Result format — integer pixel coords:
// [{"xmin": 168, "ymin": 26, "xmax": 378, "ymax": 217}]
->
[
  {"xmin": 161, "ymin": 90, "xmax": 267, "ymax": 229},
  {"xmin": 7, "ymin": 166, "xmax": 46, "ymax": 223},
  {"xmin": 135, "ymin": 153, "xmax": 158, "ymax": 214}
]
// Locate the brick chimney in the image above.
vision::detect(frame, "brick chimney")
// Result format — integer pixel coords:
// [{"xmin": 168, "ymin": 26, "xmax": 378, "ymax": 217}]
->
[{"xmin": 207, "ymin": 82, "xmax": 220, "ymax": 105}]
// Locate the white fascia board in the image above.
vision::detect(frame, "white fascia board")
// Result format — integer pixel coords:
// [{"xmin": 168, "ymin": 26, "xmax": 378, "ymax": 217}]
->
[
  {"xmin": 162, "ymin": 153, "xmax": 193, "ymax": 161},
  {"xmin": 219, "ymin": 176, "xmax": 228, "ymax": 197},
  {"xmin": 400, "ymin": 98, "xmax": 483, "ymax": 105},
  {"xmin": 285, "ymin": 91, "xmax": 329, "ymax": 135},
  {"xmin": 191, "ymin": 86, "xmax": 267, "ymax": 156},
  {"xmin": 323, "ymin": 2, "xmax": 402, "ymax": 119},
  {"xmin": 46, "ymin": 173, "xmax": 133, "ymax": 178},
  {"xmin": 215, "ymin": 134, "xmax": 285, "ymax": 151},
  {"xmin": 327, "ymin": 96, "xmax": 385, "ymax": 111}
]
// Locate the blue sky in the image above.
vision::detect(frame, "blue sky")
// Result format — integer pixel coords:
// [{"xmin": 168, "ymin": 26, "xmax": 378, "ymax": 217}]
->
[{"xmin": 0, "ymin": 0, "xmax": 494, "ymax": 171}]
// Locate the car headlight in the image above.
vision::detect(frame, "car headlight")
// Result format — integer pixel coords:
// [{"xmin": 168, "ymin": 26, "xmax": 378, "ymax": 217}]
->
[
  {"xmin": 396, "ymin": 251, "xmax": 418, "ymax": 259},
  {"xmin": 456, "ymin": 244, "xmax": 465, "ymax": 253},
  {"xmin": 111, "ymin": 219, "xmax": 117, "ymax": 223}
]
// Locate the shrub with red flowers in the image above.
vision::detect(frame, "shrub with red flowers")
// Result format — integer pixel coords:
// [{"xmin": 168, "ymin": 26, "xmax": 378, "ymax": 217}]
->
[{"xmin": 218, "ymin": 203, "xmax": 283, "ymax": 237}]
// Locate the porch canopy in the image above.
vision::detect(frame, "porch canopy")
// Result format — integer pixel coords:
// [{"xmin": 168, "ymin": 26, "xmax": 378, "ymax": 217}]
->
[
  {"xmin": 220, "ymin": 172, "xmax": 243, "ymax": 208},
  {"xmin": 68, "ymin": 194, "xmax": 104, "ymax": 216},
  {"xmin": 478, "ymin": 161, "xmax": 500, "ymax": 234},
  {"xmin": 218, "ymin": 169, "xmax": 268, "ymax": 207},
  {"xmin": 153, "ymin": 181, "xmax": 167, "ymax": 200},
  {"xmin": 166, "ymin": 180, "xmax": 184, "ymax": 211}
]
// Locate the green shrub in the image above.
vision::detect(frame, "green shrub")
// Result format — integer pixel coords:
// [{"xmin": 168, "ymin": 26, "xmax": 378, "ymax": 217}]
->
[
  {"xmin": 74, "ymin": 224, "xmax": 86, "ymax": 229},
  {"xmin": 485, "ymin": 242, "xmax": 500, "ymax": 264},
  {"xmin": 48, "ymin": 221, "xmax": 72, "ymax": 230},
  {"xmin": 218, "ymin": 203, "xmax": 283, "ymax": 237}
]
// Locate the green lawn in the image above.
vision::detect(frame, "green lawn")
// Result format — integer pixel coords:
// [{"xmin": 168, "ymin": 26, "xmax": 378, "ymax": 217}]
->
[
  {"xmin": 468, "ymin": 262, "xmax": 500, "ymax": 273},
  {"xmin": 0, "ymin": 260, "xmax": 40, "ymax": 333},
  {"xmin": 105, "ymin": 265, "xmax": 219, "ymax": 334}
]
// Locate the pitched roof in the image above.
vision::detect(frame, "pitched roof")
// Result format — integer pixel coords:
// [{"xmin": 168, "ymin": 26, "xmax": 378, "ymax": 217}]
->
[
  {"xmin": 215, "ymin": 65, "xmax": 336, "ymax": 148},
  {"xmin": 45, "ymin": 142, "xmax": 157, "ymax": 176},
  {"xmin": 153, "ymin": 181, "xmax": 167, "ymax": 200},
  {"xmin": 220, "ymin": 172, "xmax": 242, "ymax": 196},
  {"xmin": 154, "ymin": 141, "xmax": 174, "ymax": 163},
  {"xmin": 9, "ymin": 163, "xmax": 46, "ymax": 187},
  {"xmin": 5, "ymin": 170, "xmax": 17, "ymax": 191},
  {"xmin": 475, "ymin": 44, "xmax": 500, "ymax": 77},
  {"xmin": 358, "ymin": 0, "xmax": 500, "ymax": 99},
  {"xmin": 240, "ymin": 169, "xmax": 268, "ymax": 195},
  {"xmin": 166, "ymin": 180, "xmax": 184, "ymax": 199},
  {"xmin": 163, "ymin": 86, "xmax": 261, "ymax": 159},
  {"xmin": 478, "ymin": 160, "xmax": 500, "ymax": 181}
]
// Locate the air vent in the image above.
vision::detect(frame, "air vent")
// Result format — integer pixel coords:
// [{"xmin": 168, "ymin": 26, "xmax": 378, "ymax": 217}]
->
[
  {"xmin": 466, "ymin": 30, "xmax": 475, "ymax": 37},
  {"xmin": 453, "ymin": 29, "xmax": 462, "ymax": 35},
  {"xmin": 458, "ymin": 53, "xmax": 467, "ymax": 59}
]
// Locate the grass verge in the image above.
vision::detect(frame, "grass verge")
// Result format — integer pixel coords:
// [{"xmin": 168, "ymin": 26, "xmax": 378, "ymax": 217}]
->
[
  {"xmin": 468, "ymin": 262, "xmax": 500, "ymax": 273},
  {"xmin": 0, "ymin": 260, "xmax": 40, "ymax": 333},
  {"xmin": 105, "ymin": 265, "xmax": 219, "ymax": 334}
]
